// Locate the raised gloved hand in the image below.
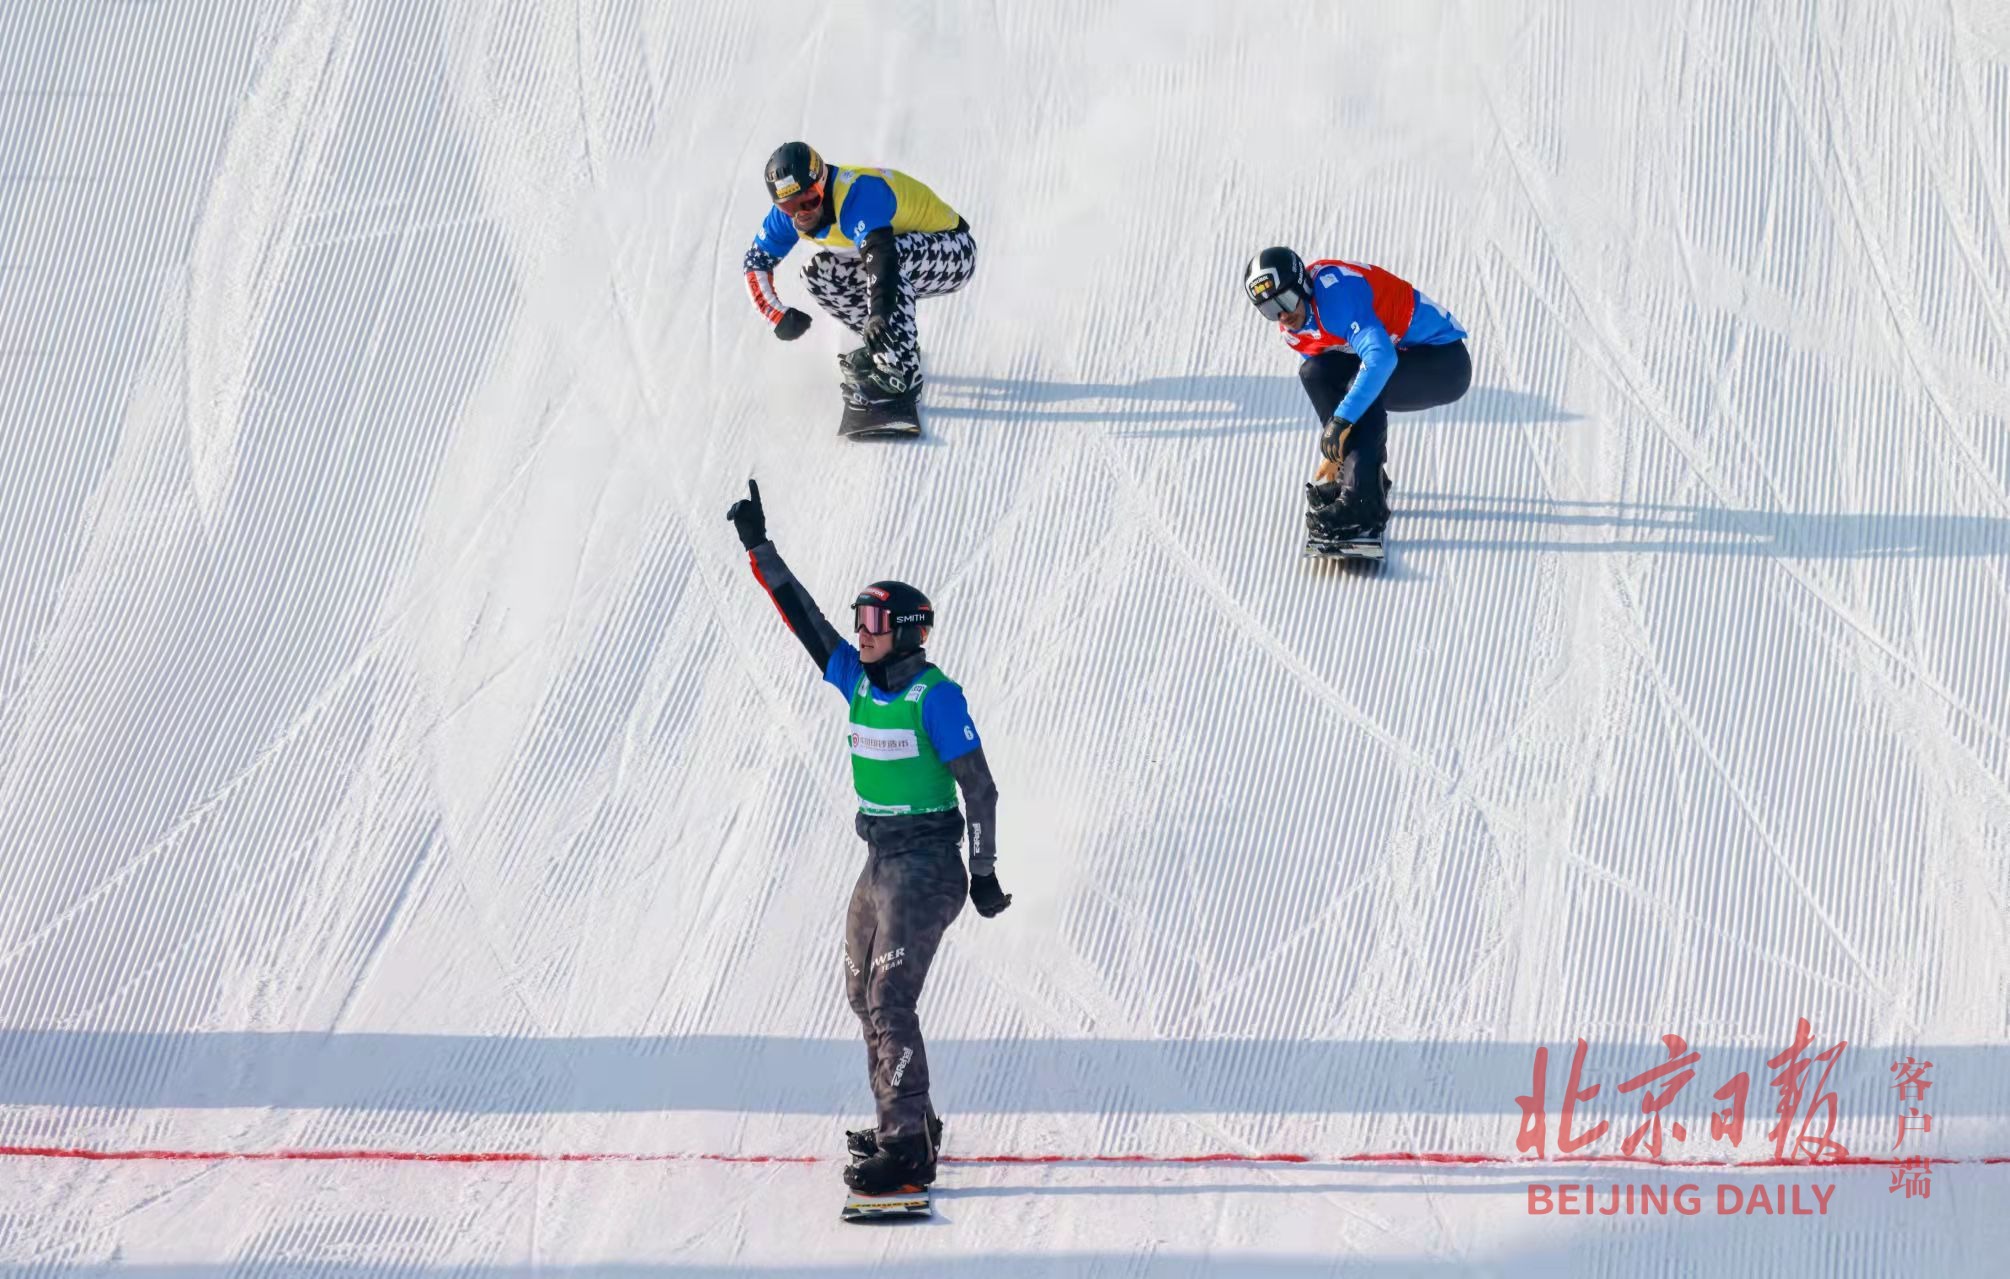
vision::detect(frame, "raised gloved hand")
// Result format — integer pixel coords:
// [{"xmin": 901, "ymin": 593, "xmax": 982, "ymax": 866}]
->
[
  {"xmin": 1319, "ymin": 416, "xmax": 1354, "ymax": 462},
  {"xmin": 861, "ymin": 311, "xmax": 890, "ymax": 348},
  {"xmin": 726, "ymin": 478, "xmax": 767, "ymax": 549},
  {"xmin": 774, "ymin": 308, "xmax": 811, "ymax": 341},
  {"xmin": 970, "ymin": 873, "xmax": 1012, "ymax": 918}
]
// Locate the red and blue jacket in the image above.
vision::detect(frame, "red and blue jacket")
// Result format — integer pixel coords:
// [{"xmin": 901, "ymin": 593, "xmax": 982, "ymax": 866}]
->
[{"xmin": 1280, "ymin": 259, "xmax": 1467, "ymax": 422}]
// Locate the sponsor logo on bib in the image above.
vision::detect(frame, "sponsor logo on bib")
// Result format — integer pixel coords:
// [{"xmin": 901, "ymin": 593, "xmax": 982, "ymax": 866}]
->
[{"xmin": 849, "ymin": 724, "xmax": 920, "ymax": 759}]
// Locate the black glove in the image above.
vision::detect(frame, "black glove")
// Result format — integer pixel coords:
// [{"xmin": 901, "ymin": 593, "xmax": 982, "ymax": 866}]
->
[
  {"xmin": 861, "ymin": 312, "xmax": 890, "ymax": 348},
  {"xmin": 1320, "ymin": 416, "xmax": 1354, "ymax": 462},
  {"xmin": 726, "ymin": 478, "xmax": 766, "ymax": 549},
  {"xmin": 970, "ymin": 873, "xmax": 1012, "ymax": 918},
  {"xmin": 774, "ymin": 308, "xmax": 811, "ymax": 341}
]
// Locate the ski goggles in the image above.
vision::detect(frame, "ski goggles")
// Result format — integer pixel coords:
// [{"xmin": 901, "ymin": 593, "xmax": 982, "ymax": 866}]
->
[
  {"xmin": 1248, "ymin": 273, "xmax": 1303, "ymax": 322},
  {"xmin": 777, "ymin": 186, "xmax": 824, "ymax": 220},
  {"xmin": 853, "ymin": 602, "xmax": 895, "ymax": 635}
]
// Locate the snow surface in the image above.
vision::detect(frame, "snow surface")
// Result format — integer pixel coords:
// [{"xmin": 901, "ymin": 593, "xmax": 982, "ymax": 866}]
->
[{"xmin": 2, "ymin": 0, "xmax": 2007, "ymax": 1273}]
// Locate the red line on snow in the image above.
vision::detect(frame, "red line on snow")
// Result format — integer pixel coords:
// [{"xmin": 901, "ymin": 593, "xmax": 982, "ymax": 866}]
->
[
  {"xmin": 0, "ymin": 1145, "xmax": 813, "ymax": 1165},
  {"xmin": 2, "ymin": 1143, "xmax": 2006, "ymax": 1169}
]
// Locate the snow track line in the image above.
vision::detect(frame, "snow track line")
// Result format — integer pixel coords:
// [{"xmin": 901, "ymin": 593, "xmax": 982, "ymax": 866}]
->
[{"xmin": 1, "ymin": 1143, "xmax": 2004, "ymax": 1169}]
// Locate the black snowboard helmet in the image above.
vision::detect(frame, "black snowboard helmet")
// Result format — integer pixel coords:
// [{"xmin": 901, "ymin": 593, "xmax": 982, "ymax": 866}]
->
[
  {"xmin": 1245, "ymin": 247, "xmax": 1309, "ymax": 322},
  {"xmin": 764, "ymin": 141, "xmax": 831, "ymax": 230},
  {"xmin": 852, "ymin": 580, "xmax": 933, "ymax": 654}
]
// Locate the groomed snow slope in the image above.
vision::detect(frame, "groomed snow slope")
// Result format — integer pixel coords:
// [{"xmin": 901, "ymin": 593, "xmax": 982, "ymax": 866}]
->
[{"xmin": 2, "ymin": 0, "xmax": 2008, "ymax": 1273}]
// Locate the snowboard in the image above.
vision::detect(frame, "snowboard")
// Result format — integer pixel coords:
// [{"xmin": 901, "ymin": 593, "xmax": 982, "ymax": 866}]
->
[
  {"xmin": 1304, "ymin": 527, "xmax": 1385, "ymax": 562},
  {"xmin": 840, "ymin": 1121, "xmax": 940, "ymax": 1222},
  {"xmin": 838, "ymin": 390, "xmax": 921, "ymax": 439},
  {"xmin": 840, "ymin": 1185, "xmax": 933, "ymax": 1222}
]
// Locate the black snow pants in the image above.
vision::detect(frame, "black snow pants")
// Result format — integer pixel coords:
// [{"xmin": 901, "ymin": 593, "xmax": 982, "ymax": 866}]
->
[
  {"xmin": 1300, "ymin": 339, "xmax": 1473, "ymax": 498},
  {"xmin": 843, "ymin": 812, "xmax": 968, "ymax": 1143}
]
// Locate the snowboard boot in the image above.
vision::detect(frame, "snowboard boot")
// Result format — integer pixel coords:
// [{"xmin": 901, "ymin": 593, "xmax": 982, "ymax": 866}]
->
[
  {"xmin": 847, "ymin": 1114, "xmax": 943, "ymax": 1162},
  {"xmin": 837, "ymin": 346, "xmax": 873, "ymax": 385},
  {"xmin": 1306, "ymin": 481, "xmax": 1389, "ymax": 542},
  {"xmin": 1310, "ymin": 460, "xmax": 1390, "ymax": 534},
  {"xmin": 839, "ymin": 347, "xmax": 921, "ymax": 407},
  {"xmin": 1303, "ymin": 467, "xmax": 1393, "ymax": 510},
  {"xmin": 842, "ymin": 1131, "xmax": 936, "ymax": 1194}
]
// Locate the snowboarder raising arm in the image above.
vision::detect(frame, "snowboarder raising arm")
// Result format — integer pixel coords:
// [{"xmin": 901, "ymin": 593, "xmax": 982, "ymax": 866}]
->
[{"xmin": 726, "ymin": 479, "xmax": 1008, "ymax": 1201}]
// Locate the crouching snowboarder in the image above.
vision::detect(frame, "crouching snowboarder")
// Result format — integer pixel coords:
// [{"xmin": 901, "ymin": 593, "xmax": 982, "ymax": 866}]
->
[
  {"xmin": 742, "ymin": 142, "xmax": 976, "ymax": 435},
  {"xmin": 1243, "ymin": 248, "xmax": 1472, "ymax": 559}
]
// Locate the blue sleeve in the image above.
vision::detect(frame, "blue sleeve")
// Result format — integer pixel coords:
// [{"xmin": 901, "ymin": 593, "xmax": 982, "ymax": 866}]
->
[
  {"xmin": 835, "ymin": 175, "xmax": 896, "ymax": 244},
  {"xmin": 752, "ymin": 205, "xmax": 800, "ymax": 259},
  {"xmin": 1313, "ymin": 271, "xmax": 1398, "ymax": 422},
  {"xmin": 823, "ymin": 642, "xmax": 862, "ymax": 698},
  {"xmin": 1336, "ymin": 322, "xmax": 1398, "ymax": 422},
  {"xmin": 922, "ymin": 681, "xmax": 982, "ymax": 763}
]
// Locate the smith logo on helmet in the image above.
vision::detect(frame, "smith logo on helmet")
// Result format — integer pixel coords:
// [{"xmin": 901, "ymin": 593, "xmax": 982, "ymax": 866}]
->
[
  {"xmin": 772, "ymin": 175, "xmax": 800, "ymax": 197},
  {"xmin": 1250, "ymin": 275, "xmax": 1277, "ymax": 299}
]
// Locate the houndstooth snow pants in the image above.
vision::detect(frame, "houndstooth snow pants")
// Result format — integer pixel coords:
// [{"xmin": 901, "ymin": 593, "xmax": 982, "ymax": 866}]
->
[{"xmin": 801, "ymin": 226, "xmax": 977, "ymax": 383}]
